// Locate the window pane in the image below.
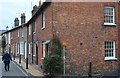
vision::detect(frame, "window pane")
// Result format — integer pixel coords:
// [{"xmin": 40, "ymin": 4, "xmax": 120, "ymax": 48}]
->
[
  {"xmin": 104, "ymin": 7, "xmax": 114, "ymax": 24},
  {"xmin": 105, "ymin": 41, "xmax": 115, "ymax": 58}
]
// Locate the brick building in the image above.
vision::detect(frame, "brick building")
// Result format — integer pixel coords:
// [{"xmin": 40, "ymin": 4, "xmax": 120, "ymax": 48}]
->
[
  {"xmin": 27, "ymin": 1, "xmax": 120, "ymax": 76},
  {"xmin": 2, "ymin": 14, "xmax": 27, "ymax": 61}
]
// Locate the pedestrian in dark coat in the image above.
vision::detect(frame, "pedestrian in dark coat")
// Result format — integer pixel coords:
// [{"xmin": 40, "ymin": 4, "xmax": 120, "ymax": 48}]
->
[{"xmin": 2, "ymin": 51, "xmax": 12, "ymax": 71}]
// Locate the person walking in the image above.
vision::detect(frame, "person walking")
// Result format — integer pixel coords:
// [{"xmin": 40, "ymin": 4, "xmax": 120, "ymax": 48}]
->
[{"xmin": 2, "ymin": 51, "xmax": 12, "ymax": 71}]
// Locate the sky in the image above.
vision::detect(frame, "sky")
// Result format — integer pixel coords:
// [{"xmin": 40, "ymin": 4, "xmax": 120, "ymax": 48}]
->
[{"xmin": 0, "ymin": 0, "xmax": 39, "ymax": 30}]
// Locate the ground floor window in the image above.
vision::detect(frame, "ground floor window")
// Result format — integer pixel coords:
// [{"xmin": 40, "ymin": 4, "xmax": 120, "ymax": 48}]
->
[
  {"xmin": 42, "ymin": 40, "xmax": 50, "ymax": 59},
  {"xmin": 104, "ymin": 40, "xmax": 117, "ymax": 60}
]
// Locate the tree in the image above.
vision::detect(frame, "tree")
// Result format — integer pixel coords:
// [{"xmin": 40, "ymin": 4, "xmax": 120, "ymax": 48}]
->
[
  {"xmin": 43, "ymin": 36, "xmax": 63, "ymax": 76},
  {"xmin": 2, "ymin": 35, "xmax": 6, "ymax": 54}
]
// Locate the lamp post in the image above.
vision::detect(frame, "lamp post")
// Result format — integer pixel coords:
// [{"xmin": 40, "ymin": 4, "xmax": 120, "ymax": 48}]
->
[{"xmin": 63, "ymin": 42, "xmax": 66, "ymax": 77}]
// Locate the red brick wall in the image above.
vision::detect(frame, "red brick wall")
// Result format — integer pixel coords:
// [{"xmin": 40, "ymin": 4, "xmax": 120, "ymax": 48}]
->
[
  {"xmin": 51, "ymin": 2, "xmax": 119, "ymax": 75},
  {"xmin": 11, "ymin": 29, "xmax": 19, "ymax": 56},
  {"xmin": 34, "ymin": 2, "xmax": 120, "ymax": 75},
  {"xmin": 35, "ymin": 4, "xmax": 53, "ymax": 65}
]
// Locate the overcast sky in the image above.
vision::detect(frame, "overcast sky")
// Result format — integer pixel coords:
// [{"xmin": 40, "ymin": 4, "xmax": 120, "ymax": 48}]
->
[{"xmin": 0, "ymin": 0, "xmax": 39, "ymax": 30}]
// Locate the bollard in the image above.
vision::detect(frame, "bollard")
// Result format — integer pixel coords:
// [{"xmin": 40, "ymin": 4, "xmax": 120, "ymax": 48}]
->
[
  {"xmin": 26, "ymin": 58, "xmax": 28, "ymax": 69},
  {"xmin": 88, "ymin": 62, "xmax": 92, "ymax": 77},
  {"xmin": 19, "ymin": 55, "xmax": 21, "ymax": 64},
  {"xmin": 13, "ymin": 53, "xmax": 15, "ymax": 60}
]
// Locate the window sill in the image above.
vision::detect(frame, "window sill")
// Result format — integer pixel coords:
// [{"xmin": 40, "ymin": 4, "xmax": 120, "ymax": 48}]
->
[
  {"xmin": 104, "ymin": 23, "xmax": 116, "ymax": 26},
  {"xmin": 104, "ymin": 57, "xmax": 117, "ymax": 61},
  {"xmin": 41, "ymin": 27, "xmax": 45, "ymax": 30},
  {"xmin": 41, "ymin": 58, "xmax": 44, "ymax": 60}
]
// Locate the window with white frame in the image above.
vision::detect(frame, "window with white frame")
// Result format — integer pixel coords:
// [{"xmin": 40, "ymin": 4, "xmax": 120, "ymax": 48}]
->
[
  {"xmin": 18, "ymin": 43, "xmax": 19, "ymax": 54},
  {"xmin": 29, "ymin": 43, "xmax": 31, "ymax": 54},
  {"xmin": 42, "ymin": 44, "xmax": 46, "ymax": 58},
  {"xmin": 25, "ymin": 42, "xmax": 27, "ymax": 59},
  {"xmin": 33, "ymin": 43, "xmax": 36, "ymax": 56},
  {"xmin": 10, "ymin": 32, "xmax": 13, "ymax": 39},
  {"xmin": 104, "ymin": 6, "xmax": 115, "ymax": 25},
  {"xmin": 105, "ymin": 40, "xmax": 117, "ymax": 60},
  {"xmin": 18, "ymin": 29, "xmax": 19, "ymax": 37},
  {"xmin": 16, "ymin": 43, "xmax": 17, "ymax": 54},
  {"xmin": 19, "ymin": 28, "xmax": 22, "ymax": 37},
  {"xmin": 42, "ymin": 41, "xmax": 50, "ymax": 59},
  {"xmin": 41, "ymin": 11, "xmax": 45, "ymax": 29},
  {"xmin": 29, "ymin": 25, "xmax": 31, "ymax": 35},
  {"xmin": 21, "ymin": 28, "xmax": 24, "ymax": 37},
  {"xmin": 33, "ymin": 22, "xmax": 36, "ymax": 33},
  {"xmin": 8, "ymin": 32, "xmax": 10, "ymax": 44}
]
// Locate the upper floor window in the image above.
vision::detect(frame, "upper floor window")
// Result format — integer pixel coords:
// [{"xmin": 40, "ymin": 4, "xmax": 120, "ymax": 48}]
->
[
  {"xmin": 18, "ymin": 29, "xmax": 19, "ymax": 37},
  {"xmin": 10, "ymin": 32, "xmax": 13, "ymax": 39},
  {"xmin": 105, "ymin": 40, "xmax": 117, "ymax": 60},
  {"xmin": 41, "ymin": 11, "xmax": 45, "ymax": 29},
  {"xmin": 29, "ymin": 25, "xmax": 31, "ymax": 35},
  {"xmin": 21, "ymin": 28, "xmax": 24, "ymax": 37},
  {"xmin": 33, "ymin": 22, "xmax": 36, "ymax": 33},
  {"xmin": 19, "ymin": 28, "xmax": 21, "ymax": 37},
  {"xmin": 104, "ymin": 6, "xmax": 115, "ymax": 25}
]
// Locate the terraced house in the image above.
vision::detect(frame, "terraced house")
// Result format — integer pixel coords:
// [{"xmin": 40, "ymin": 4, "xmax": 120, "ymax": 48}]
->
[
  {"xmin": 2, "ymin": 0, "xmax": 120, "ymax": 76},
  {"xmin": 2, "ymin": 13, "xmax": 27, "ymax": 62}
]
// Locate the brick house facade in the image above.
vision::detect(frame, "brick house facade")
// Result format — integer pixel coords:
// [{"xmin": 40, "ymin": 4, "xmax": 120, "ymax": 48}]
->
[
  {"xmin": 27, "ymin": 2, "xmax": 120, "ymax": 75},
  {"xmin": 51, "ymin": 2, "xmax": 119, "ymax": 75},
  {"xmin": 8, "ymin": 23, "xmax": 27, "ymax": 58},
  {"xmin": 2, "ymin": 15, "xmax": 27, "ymax": 62}
]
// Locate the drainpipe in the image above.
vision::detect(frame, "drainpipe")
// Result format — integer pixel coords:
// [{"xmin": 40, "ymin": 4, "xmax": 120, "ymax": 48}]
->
[
  {"xmin": 88, "ymin": 61, "xmax": 92, "ymax": 77},
  {"xmin": 31, "ymin": 23, "xmax": 34, "ymax": 64},
  {"xmin": 26, "ymin": 25, "xmax": 28, "ymax": 69}
]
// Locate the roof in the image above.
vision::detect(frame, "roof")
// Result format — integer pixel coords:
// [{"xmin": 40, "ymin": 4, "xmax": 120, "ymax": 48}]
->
[
  {"xmin": 1, "ymin": 23, "xmax": 26, "ymax": 35},
  {"xmin": 27, "ymin": 2, "xmax": 51, "ymax": 25},
  {"xmin": 0, "ymin": 30, "xmax": 6, "ymax": 34}
]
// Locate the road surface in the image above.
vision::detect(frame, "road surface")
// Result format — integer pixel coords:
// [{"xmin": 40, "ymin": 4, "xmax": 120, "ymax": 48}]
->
[{"xmin": 0, "ymin": 56, "xmax": 29, "ymax": 77}]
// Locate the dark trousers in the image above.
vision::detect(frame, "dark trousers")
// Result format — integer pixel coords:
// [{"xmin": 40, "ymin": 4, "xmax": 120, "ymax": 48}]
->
[{"xmin": 4, "ymin": 62, "xmax": 10, "ymax": 71}]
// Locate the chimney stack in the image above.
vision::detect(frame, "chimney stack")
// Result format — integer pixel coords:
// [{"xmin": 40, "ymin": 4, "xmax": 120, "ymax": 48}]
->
[
  {"xmin": 32, "ymin": 5, "xmax": 38, "ymax": 16},
  {"xmin": 21, "ymin": 13, "xmax": 26, "ymax": 24},
  {"xmin": 14, "ymin": 18, "xmax": 19, "ymax": 27},
  {"xmin": 39, "ymin": 0, "xmax": 41, "ymax": 7}
]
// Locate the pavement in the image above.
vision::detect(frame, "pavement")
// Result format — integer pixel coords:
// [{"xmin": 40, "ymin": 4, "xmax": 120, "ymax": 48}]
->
[
  {"xmin": 101, "ymin": 70, "xmax": 120, "ymax": 78},
  {"xmin": 10, "ymin": 56, "xmax": 120, "ymax": 78},
  {"xmin": 13, "ymin": 57, "xmax": 44, "ymax": 76}
]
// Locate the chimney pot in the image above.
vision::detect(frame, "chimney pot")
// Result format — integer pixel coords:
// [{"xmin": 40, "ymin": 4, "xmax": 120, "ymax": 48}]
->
[
  {"xmin": 21, "ymin": 13, "xmax": 26, "ymax": 24},
  {"xmin": 14, "ymin": 18, "xmax": 19, "ymax": 27}
]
